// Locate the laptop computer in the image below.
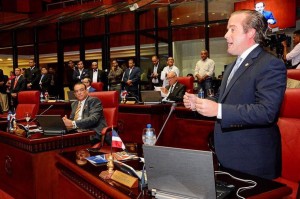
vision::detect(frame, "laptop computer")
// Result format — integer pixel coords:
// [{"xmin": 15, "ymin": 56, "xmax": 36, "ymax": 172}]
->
[
  {"xmin": 36, "ymin": 115, "xmax": 75, "ymax": 135},
  {"xmin": 67, "ymin": 91, "xmax": 77, "ymax": 101},
  {"xmin": 140, "ymin": 91, "xmax": 162, "ymax": 104},
  {"xmin": 143, "ymin": 145, "xmax": 234, "ymax": 199}
]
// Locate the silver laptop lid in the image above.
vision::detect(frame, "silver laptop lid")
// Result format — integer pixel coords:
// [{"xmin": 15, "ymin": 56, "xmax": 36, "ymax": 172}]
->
[
  {"xmin": 140, "ymin": 91, "xmax": 162, "ymax": 104},
  {"xmin": 143, "ymin": 145, "xmax": 216, "ymax": 199}
]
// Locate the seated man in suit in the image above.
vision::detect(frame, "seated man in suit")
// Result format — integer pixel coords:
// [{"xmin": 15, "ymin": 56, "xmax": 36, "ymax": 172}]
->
[
  {"xmin": 62, "ymin": 82, "xmax": 107, "ymax": 144},
  {"xmin": 82, "ymin": 77, "xmax": 96, "ymax": 92},
  {"xmin": 161, "ymin": 71, "xmax": 185, "ymax": 103}
]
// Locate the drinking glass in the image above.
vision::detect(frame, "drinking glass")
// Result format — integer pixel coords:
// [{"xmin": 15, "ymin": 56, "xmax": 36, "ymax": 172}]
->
[
  {"xmin": 25, "ymin": 112, "xmax": 31, "ymax": 128},
  {"xmin": 207, "ymin": 89, "xmax": 215, "ymax": 98}
]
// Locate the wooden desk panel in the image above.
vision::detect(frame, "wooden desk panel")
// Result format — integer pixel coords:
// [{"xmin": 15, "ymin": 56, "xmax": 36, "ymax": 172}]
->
[
  {"xmin": 0, "ymin": 131, "xmax": 95, "ymax": 199},
  {"xmin": 56, "ymin": 151, "xmax": 292, "ymax": 199}
]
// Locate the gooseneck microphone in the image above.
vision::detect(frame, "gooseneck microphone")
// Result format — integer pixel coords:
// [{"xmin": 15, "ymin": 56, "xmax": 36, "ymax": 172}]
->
[
  {"xmin": 155, "ymin": 103, "xmax": 177, "ymax": 145},
  {"xmin": 30, "ymin": 104, "xmax": 54, "ymax": 123}
]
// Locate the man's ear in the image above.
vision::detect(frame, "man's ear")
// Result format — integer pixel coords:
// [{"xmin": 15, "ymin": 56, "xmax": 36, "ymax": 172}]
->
[{"xmin": 247, "ymin": 28, "xmax": 256, "ymax": 40}]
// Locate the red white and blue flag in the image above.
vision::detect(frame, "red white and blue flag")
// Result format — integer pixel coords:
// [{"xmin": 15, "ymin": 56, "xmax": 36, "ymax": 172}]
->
[{"xmin": 111, "ymin": 130, "xmax": 126, "ymax": 150}]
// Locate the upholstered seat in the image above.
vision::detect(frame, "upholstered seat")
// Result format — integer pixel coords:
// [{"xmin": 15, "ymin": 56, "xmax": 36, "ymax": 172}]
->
[
  {"xmin": 15, "ymin": 90, "xmax": 40, "ymax": 121},
  {"xmin": 177, "ymin": 76, "xmax": 194, "ymax": 93},
  {"xmin": 89, "ymin": 91, "xmax": 119, "ymax": 148},
  {"xmin": 287, "ymin": 69, "xmax": 300, "ymax": 81},
  {"xmin": 275, "ymin": 89, "xmax": 300, "ymax": 199},
  {"xmin": 91, "ymin": 82, "xmax": 104, "ymax": 91}
]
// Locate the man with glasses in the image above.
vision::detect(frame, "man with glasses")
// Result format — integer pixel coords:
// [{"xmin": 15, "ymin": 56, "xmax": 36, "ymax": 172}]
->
[
  {"xmin": 63, "ymin": 82, "xmax": 107, "ymax": 144},
  {"xmin": 161, "ymin": 71, "xmax": 185, "ymax": 102}
]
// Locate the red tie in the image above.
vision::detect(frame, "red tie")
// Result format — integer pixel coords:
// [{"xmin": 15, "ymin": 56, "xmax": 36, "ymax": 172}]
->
[{"xmin": 13, "ymin": 77, "xmax": 19, "ymax": 89}]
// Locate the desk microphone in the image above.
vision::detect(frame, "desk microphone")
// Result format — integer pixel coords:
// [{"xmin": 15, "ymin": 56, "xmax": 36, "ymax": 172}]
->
[
  {"xmin": 30, "ymin": 104, "xmax": 54, "ymax": 123},
  {"xmin": 155, "ymin": 103, "xmax": 177, "ymax": 145}
]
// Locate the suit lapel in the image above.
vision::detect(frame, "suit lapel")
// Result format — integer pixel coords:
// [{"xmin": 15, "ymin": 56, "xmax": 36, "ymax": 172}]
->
[{"xmin": 220, "ymin": 46, "xmax": 262, "ymax": 102}]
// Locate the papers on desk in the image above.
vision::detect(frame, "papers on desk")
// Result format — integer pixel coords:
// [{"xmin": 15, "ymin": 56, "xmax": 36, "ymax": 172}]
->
[
  {"xmin": 105, "ymin": 151, "xmax": 138, "ymax": 161},
  {"xmin": 154, "ymin": 86, "xmax": 167, "ymax": 98},
  {"xmin": 86, "ymin": 155, "xmax": 108, "ymax": 166}
]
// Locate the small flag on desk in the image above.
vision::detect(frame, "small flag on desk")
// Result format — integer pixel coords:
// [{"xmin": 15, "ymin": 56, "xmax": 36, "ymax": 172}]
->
[{"xmin": 111, "ymin": 130, "xmax": 126, "ymax": 150}]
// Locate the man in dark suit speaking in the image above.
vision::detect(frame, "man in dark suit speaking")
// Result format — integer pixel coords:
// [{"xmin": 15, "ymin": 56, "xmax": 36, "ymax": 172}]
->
[
  {"xmin": 63, "ymin": 82, "xmax": 107, "ymax": 144},
  {"xmin": 184, "ymin": 10, "xmax": 286, "ymax": 179}
]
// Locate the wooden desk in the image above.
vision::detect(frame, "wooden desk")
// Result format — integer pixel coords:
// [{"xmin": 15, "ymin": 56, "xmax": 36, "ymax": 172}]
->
[
  {"xmin": 56, "ymin": 151, "xmax": 292, "ymax": 199},
  {"xmin": 0, "ymin": 131, "xmax": 95, "ymax": 199},
  {"xmin": 118, "ymin": 104, "xmax": 215, "ymax": 151}
]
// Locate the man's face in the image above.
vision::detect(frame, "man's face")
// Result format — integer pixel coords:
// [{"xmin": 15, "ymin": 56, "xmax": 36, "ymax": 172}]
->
[
  {"xmin": 77, "ymin": 62, "xmax": 84, "ymax": 70},
  {"xmin": 111, "ymin": 61, "xmax": 118, "ymax": 69},
  {"xmin": 29, "ymin": 60, "xmax": 35, "ymax": 67},
  {"xmin": 128, "ymin": 60, "xmax": 134, "ymax": 68},
  {"xmin": 167, "ymin": 57, "xmax": 174, "ymax": 66},
  {"xmin": 74, "ymin": 84, "xmax": 88, "ymax": 101},
  {"xmin": 68, "ymin": 61, "xmax": 74, "ymax": 69},
  {"xmin": 49, "ymin": 68, "xmax": 54, "ymax": 74},
  {"xmin": 200, "ymin": 51, "xmax": 208, "ymax": 61},
  {"xmin": 224, "ymin": 13, "xmax": 253, "ymax": 56},
  {"xmin": 255, "ymin": 3, "xmax": 264, "ymax": 14},
  {"xmin": 152, "ymin": 57, "xmax": 159, "ymax": 66},
  {"xmin": 82, "ymin": 79, "xmax": 90, "ymax": 87},
  {"xmin": 14, "ymin": 68, "xmax": 21, "ymax": 76},
  {"xmin": 167, "ymin": 73, "xmax": 177, "ymax": 86},
  {"xmin": 41, "ymin": 68, "xmax": 48, "ymax": 75},
  {"xmin": 293, "ymin": 34, "xmax": 300, "ymax": 46},
  {"xmin": 91, "ymin": 62, "xmax": 97, "ymax": 69}
]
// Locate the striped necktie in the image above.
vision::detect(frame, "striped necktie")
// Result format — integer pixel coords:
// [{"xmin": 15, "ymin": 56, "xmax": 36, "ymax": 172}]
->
[
  {"xmin": 74, "ymin": 102, "xmax": 81, "ymax": 121},
  {"xmin": 226, "ymin": 57, "xmax": 243, "ymax": 87}
]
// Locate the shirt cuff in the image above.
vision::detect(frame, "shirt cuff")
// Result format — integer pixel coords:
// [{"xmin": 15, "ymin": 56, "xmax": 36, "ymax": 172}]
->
[
  {"xmin": 217, "ymin": 103, "xmax": 222, "ymax": 119},
  {"xmin": 72, "ymin": 121, "xmax": 78, "ymax": 129}
]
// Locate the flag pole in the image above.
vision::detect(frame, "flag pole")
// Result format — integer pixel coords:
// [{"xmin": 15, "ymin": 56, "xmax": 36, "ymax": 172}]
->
[{"xmin": 111, "ymin": 126, "xmax": 113, "ymax": 155}]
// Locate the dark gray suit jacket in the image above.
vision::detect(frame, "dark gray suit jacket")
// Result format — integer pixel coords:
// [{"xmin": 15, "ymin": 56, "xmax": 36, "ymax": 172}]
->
[
  {"xmin": 214, "ymin": 46, "xmax": 286, "ymax": 179},
  {"xmin": 166, "ymin": 82, "xmax": 186, "ymax": 102},
  {"xmin": 70, "ymin": 96, "xmax": 107, "ymax": 140}
]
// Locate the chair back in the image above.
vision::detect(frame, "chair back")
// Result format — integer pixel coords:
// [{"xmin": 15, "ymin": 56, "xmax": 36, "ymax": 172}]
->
[
  {"xmin": 89, "ymin": 91, "xmax": 119, "ymax": 127},
  {"xmin": 277, "ymin": 88, "xmax": 300, "ymax": 197},
  {"xmin": 177, "ymin": 76, "xmax": 194, "ymax": 93},
  {"xmin": 16, "ymin": 90, "xmax": 40, "ymax": 121},
  {"xmin": 280, "ymin": 89, "xmax": 300, "ymax": 118},
  {"xmin": 287, "ymin": 69, "xmax": 300, "ymax": 81},
  {"xmin": 91, "ymin": 82, "xmax": 104, "ymax": 91}
]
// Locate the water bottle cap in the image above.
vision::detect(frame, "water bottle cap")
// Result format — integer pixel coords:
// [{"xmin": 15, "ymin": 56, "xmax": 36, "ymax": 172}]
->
[{"xmin": 147, "ymin": 124, "xmax": 152, "ymax": 128}]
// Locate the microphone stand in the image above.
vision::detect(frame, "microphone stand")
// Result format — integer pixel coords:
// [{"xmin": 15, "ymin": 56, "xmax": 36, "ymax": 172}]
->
[
  {"xmin": 30, "ymin": 105, "xmax": 54, "ymax": 123},
  {"xmin": 155, "ymin": 103, "xmax": 177, "ymax": 144}
]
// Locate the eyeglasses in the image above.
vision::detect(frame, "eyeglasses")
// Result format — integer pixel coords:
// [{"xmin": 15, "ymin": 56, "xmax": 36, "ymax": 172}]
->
[
  {"xmin": 166, "ymin": 76, "xmax": 176, "ymax": 80},
  {"xmin": 74, "ymin": 88, "xmax": 86, "ymax": 94}
]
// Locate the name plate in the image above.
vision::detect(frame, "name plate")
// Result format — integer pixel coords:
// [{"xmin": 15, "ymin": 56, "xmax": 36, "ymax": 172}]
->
[{"xmin": 111, "ymin": 170, "xmax": 138, "ymax": 188}]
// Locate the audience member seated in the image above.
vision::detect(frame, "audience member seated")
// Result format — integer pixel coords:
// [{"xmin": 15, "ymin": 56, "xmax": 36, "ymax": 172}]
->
[
  {"xmin": 161, "ymin": 71, "xmax": 185, "ymax": 103},
  {"xmin": 62, "ymin": 82, "xmax": 107, "ymax": 145}
]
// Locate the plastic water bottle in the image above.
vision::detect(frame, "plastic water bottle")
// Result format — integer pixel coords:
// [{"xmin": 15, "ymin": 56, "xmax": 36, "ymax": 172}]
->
[
  {"xmin": 10, "ymin": 112, "xmax": 16, "ymax": 132},
  {"xmin": 40, "ymin": 92, "xmax": 44, "ymax": 102},
  {"xmin": 198, "ymin": 88, "xmax": 204, "ymax": 99},
  {"xmin": 7, "ymin": 110, "xmax": 12, "ymax": 132},
  {"xmin": 142, "ymin": 124, "xmax": 156, "ymax": 145}
]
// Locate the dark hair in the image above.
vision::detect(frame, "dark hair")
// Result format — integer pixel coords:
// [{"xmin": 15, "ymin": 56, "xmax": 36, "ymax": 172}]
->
[
  {"xmin": 74, "ymin": 82, "xmax": 86, "ymax": 89},
  {"xmin": 294, "ymin": 30, "xmax": 300, "ymax": 36},
  {"xmin": 232, "ymin": 10, "xmax": 268, "ymax": 45}
]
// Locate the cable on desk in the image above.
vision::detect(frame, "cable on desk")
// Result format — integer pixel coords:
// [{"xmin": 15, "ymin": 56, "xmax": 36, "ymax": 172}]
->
[{"xmin": 215, "ymin": 170, "xmax": 257, "ymax": 199}]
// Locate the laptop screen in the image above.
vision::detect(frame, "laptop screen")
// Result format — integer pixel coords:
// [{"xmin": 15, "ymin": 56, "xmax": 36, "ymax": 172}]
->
[
  {"xmin": 140, "ymin": 91, "xmax": 162, "ymax": 104},
  {"xmin": 143, "ymin": 145, "xmax": 216, "ymax": 199},
  {"xmin": 67, "ymin": 91, "xmax": 77, "ymax": 101},
  {"xmin": 36, "ymin": 115, "xmax": 69, "ymax": 135}
]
